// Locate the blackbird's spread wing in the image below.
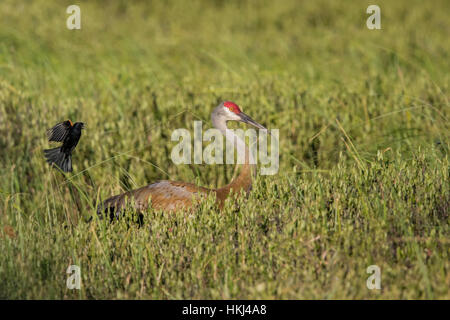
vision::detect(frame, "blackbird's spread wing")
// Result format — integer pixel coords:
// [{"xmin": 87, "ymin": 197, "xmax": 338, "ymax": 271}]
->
[{"xmin": 47, "ymin": 120, "xmax": 73, "ymax": 142}]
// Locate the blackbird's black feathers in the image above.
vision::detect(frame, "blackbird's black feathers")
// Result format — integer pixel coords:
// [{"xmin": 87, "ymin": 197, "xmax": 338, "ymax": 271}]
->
[
  {"xmin": 47, "ymin": 120, "xmax": 73, "ymax": 142},
  {"xmin": 44, "ymin": 120, "xmax": 84, "ymax": 173},
  {"xmin": 44, "ymin": 147, "xmax": 73, "ymax": 172}
]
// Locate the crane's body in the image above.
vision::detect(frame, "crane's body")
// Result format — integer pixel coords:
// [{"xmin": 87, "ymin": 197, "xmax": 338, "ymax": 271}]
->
[{"xmin": 98, "ymin": 101, "xmax": 266, "ymax": 216}]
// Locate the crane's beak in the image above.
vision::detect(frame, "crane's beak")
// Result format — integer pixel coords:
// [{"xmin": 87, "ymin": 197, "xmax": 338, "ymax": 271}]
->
[{"xmin": 239, "ymin": 112, "xmax": 271, "ymax": 135}]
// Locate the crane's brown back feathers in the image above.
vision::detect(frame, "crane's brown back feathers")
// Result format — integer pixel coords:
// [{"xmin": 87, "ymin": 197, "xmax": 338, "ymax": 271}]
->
[{"xmin": 99, "ymin": 180, "xmax": 210, "ymax": 214}]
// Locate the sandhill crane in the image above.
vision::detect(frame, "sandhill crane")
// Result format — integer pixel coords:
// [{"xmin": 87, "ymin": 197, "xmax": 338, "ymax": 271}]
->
[{"xmin": 98, "ymin": 101, "xmax": 268, "ymax": 216}]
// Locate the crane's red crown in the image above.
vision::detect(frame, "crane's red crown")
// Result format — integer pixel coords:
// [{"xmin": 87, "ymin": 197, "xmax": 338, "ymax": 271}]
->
[{"xmin": 223, "ymin": 101, "xmax": 242, "ymax": 114}]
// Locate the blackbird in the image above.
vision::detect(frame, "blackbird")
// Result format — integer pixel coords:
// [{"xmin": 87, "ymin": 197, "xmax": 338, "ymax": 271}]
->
[{"xmin": 44, "ymin": 120, "xmax": 84, "ymax": 172}]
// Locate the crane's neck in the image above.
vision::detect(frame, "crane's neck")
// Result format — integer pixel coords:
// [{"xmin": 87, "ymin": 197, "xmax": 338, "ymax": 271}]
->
[{"xmin": 213, "ymin": 117, "xmax": 256, "ymax": 206}]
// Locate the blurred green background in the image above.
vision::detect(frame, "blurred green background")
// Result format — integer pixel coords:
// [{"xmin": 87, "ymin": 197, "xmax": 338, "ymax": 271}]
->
[{"xmin": 0, "ymin": 0, "xmax": 448, "ymax": 299}]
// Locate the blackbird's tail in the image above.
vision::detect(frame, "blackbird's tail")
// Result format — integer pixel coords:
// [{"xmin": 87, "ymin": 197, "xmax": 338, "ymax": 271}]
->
[{"xmin": 44, "ymin": 147, "xmax": 72, "ymax": 172}]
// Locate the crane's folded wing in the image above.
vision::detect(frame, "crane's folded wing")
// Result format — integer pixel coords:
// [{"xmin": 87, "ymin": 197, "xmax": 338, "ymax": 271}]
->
[{"xmin": 99, "ymin": 180, "xmax": 210, "ymax": 213}]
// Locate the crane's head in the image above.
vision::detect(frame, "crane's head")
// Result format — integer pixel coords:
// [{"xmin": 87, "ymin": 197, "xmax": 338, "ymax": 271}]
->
[{"xmin": 214, "ymin": 101, "xmax": 268, "ymax": 131}]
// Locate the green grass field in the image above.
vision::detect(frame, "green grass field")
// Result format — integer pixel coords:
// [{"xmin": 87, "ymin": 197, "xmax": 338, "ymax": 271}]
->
[{"xmin": 0, "ymin": 0, "xmax": 448, "ymax": 299}]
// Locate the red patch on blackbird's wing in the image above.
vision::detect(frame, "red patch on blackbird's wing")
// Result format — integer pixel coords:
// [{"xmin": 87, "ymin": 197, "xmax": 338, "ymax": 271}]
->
[
  {"xmin": 67, "ymin": 120, "xmax": 73, "ymax": 126},
  {"xmin": 224, "ymin": 101, "xmax": 241, "ymax": 114}
]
